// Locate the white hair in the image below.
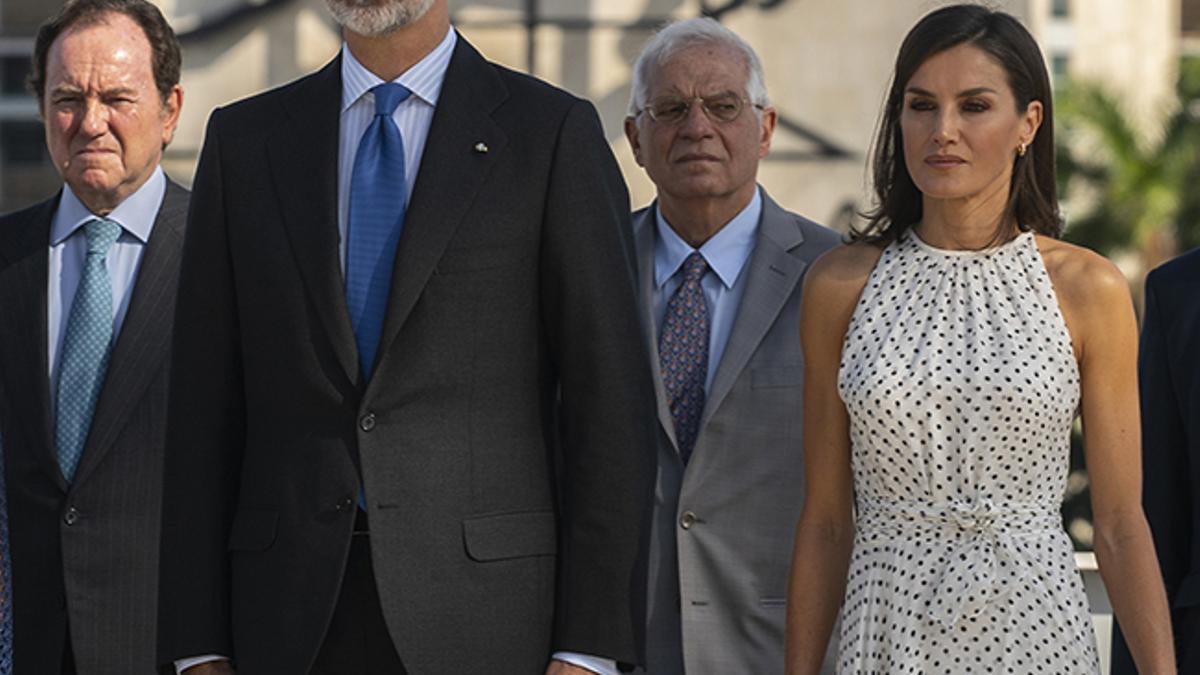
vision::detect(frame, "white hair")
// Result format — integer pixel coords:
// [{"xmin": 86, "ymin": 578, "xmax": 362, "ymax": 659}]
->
[{"xmin": 627, "ymin": 17, "xmax": 770, "ymax": 117}]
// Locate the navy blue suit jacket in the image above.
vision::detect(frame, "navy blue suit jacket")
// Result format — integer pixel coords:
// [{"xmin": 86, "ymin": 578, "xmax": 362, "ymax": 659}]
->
[{"xmin": 1113, "ymin": 248, "xmax": 1200, "ymax": 673}]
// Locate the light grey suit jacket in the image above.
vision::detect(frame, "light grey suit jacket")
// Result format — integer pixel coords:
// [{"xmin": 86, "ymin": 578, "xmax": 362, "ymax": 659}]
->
[{"xmin": 635, "ymin": 188, "xmax": 839, "ymax": 674}]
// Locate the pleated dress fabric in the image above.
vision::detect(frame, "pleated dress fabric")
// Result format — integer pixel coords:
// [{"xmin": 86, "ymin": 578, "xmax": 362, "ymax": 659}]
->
[{"xmin": 835, "ymin": 230, "xmax": 1099, "ymax": 674}]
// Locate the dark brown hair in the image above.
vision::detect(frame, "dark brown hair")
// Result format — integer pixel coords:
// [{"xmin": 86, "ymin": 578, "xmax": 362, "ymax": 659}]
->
[
  {"xmin": 28, "ymin": 0, "xmax": 181, "ymax": 106},
  {"xmin": 856, "ymin": 4, "xmax": 1060, "ymax": 244}
]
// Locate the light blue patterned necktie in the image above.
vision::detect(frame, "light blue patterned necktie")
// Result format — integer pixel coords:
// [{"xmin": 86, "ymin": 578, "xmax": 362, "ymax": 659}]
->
[
  {"xmin": 55, "ymin": 217, "xmax": 122, "ymax": 482},
  {"xmin": 346, "ymin": 82, "xmax": 411, "ymax": 377},
  {"xmin": 659, "ymin": 252, "xmax": 710, "ymax": 464}
]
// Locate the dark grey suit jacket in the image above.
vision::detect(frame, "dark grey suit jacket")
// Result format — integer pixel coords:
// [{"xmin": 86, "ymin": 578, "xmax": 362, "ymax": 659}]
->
[
  {"xmin": 634, "ymin": 190, "xmax": 839, "ymax": 674},
  {"xmin": 158, "ymin": 34, "xmax": 655, "ymax": 675},
  {"xmin": 0, "ymin": 180, "xmax": 189, "ymax": 675}
]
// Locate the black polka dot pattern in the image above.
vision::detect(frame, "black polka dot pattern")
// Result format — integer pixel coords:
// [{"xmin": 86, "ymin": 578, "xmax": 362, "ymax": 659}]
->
[{"xmin": 833, "ymin": 231, "xmax": 1099, "ymax": 673}]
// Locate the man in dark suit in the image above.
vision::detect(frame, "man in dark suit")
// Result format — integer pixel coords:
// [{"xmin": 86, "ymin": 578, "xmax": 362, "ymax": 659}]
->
[
  {"xmin": 157, "ymin": 0, "xmax": 655, "ymax": 674},
  {"xmin": 0, "ymin": 1, "xmax": 188, "ymax": 673},
  {"xmin": 1112, "ymin": 249, "xmax": 1200, "ymax": 673},
  {"xmin": 623, "ymin": 18, "xmax": 839, "ymax": 674}
]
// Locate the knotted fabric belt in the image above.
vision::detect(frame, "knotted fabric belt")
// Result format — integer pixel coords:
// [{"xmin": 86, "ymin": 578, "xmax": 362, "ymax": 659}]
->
[{"xmin": 856, "ymin": 497, "xmax": 1060, "ymax": 628}]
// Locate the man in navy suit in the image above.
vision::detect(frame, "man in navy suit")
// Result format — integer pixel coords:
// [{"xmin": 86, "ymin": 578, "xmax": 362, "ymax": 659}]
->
[{"xmin": 1112, "ymin": 250, "xmax": 1200, "ymax": 673}]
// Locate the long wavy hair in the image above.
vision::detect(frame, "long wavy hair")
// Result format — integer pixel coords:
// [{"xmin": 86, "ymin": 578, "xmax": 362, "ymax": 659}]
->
[{"xmin": 855, "ymin": 4, "xmax": 1061, "ymax": 244}]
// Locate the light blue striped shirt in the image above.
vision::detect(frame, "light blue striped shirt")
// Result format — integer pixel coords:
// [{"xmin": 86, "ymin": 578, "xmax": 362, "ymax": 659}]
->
[{"xmin": 337, "ymin": 28, "xmax": 456, "ymax": 272}]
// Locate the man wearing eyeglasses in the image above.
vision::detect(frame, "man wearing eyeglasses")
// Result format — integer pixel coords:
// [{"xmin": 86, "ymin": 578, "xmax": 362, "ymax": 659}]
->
[{"xmin": 623, "ymin": 18, "xmax": 839, "ymax": 675}]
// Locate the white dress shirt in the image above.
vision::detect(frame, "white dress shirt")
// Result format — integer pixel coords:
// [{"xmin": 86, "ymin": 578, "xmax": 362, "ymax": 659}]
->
[{"xmin": 178, "ymin": 27, "xmax": 614, "ymax": 675}]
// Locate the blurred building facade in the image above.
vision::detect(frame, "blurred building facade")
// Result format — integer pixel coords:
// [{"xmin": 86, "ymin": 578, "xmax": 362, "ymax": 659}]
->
[{"xmin": 0, "ymin": 0, "xmax": 1183, "ymax": 226}]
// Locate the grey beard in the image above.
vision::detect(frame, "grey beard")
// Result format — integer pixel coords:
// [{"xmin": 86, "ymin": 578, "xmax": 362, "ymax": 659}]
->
[{"xmin": 324, "ymin": 0, "xmax": 436, "ymax": 37}]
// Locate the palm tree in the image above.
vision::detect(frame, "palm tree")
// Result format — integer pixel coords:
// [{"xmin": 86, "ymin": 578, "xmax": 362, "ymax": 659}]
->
[{"xmin": 1056, "ymin": 57, "xmax": 1200, "ymax": 268}]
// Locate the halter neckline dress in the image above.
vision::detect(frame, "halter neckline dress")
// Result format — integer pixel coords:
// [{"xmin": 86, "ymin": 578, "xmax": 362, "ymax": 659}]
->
[{"xmin": 835, "ymin": 229, "xmax": 1100, "ymax": 673}]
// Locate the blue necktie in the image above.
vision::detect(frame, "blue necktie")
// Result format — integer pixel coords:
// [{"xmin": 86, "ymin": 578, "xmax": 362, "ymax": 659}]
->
[
  {"xmin": 346, "ymin": 82, "xmax": 411, "ymax": 377},
  {"xmin": 55, "ymin": 217, "xmax": 122, "ymax": 482},
  {"xmin": 659, "ymin": 252, "xmax": 710, "ymax": 464}
]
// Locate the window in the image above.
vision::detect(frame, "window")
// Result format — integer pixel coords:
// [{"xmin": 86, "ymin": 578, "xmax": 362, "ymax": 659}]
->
[
  {"xmin": 0, "ymin": 120, "xmax": 44, "ymax": 163},
  {"xmin": 1051, "ymin": 54, "xmax": 1070, "ymax": 83},
  {"xmin": 1, "ymin": 55, "xmax": 29, "ymax": 96}
]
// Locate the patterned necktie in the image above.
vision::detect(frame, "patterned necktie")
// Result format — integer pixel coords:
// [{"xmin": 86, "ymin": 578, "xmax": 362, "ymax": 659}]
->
[
  {"xmin": 659, "ymin": 252, "xmax": 710, "ymax": 464},
  {"xmin": 55, "ymin": 217, "xmax": 122, "ymax": 482},
  {"xmin": 346, "ymin": 82, "xmax": 412, "ymax": 377}
]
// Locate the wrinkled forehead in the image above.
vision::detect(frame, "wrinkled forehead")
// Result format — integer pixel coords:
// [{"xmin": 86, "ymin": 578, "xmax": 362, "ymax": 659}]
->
[
  {"xmin": 47, "ymin": 13, "xmax": 155, "ymax": 88},
  {"xmin": 647, "ymin": 42, "xmax": 751, "ymax": 98}
]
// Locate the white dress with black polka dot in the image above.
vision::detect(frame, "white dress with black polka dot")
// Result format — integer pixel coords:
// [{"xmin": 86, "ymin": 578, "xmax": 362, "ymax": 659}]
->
[{"xmin": 835, "ymin": 230, "xmax": 1099, "ymax": 673}]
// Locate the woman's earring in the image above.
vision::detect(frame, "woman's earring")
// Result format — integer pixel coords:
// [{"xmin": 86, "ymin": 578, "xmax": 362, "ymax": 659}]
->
[{"xmin": 1017, "ymin": 142, "xmax": 1027, "ymax": 157}]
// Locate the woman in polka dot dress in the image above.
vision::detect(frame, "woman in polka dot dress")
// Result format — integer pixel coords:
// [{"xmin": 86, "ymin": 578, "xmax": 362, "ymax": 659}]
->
[{"xmin": 784, "ymin": 5, "xmax": 1175, "ymax": 674}]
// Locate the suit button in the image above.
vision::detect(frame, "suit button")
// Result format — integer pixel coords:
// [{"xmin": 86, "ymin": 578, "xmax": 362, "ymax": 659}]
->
[
  {"xmin": 63, "ymin": 507, "xmax": 80, "ymax": 526},
  {"xmin": 359, "ymin": 413, "xmax": 376, "ymax": 432},
  {"xmin": 335, "ymin": 497, "xmax": 353, "ymax": 512},
  {"xmin": 680, "ymin": 511, "xmax": 697, "ymax": 529}
]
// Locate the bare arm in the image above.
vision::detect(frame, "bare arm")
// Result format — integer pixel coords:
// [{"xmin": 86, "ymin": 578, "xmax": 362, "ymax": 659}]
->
[
  {"xmin": 785, "ymin": 246, "xmax": 877, "ymax": 675},
  {"xmin": 1055, "ymin": 248, "xmax": 1175, "ymax": 674}
]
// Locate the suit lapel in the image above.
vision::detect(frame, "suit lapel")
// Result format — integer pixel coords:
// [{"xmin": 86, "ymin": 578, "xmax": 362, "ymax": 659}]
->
[
  {"xmin": 633, "ymin": 207, "xmax": 679, "ymax": 451},
  {"xmin": 266, "ymin": 56, "xmax": 360, "ymax": 386},
  {"xmin": 699, "ymin": 192, "xmax": 807, "ymax": 430},
  {"xmin": 0, "ymin": 198, "xmax": 63, "ymax": 491},
  {"xmin": 70, "ymin": 182, "xmax": 188, "ymax": 487},
  {"xmin": 367, "ymin": 35, "xmax": 508, "ymax": 394}
]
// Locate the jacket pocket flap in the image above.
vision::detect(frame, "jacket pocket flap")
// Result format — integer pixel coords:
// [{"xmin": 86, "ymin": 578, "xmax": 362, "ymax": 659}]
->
[
  {"xmin": 227, "ymin": 508, "xmax": 279, "ymax": 552},
  {"xmin": 751, "ymin": 365, "xmax": 803, "ymax": 389},
  {"xmin": 462, "ymin": 511, "xmax": 556, "ymax": 562}
]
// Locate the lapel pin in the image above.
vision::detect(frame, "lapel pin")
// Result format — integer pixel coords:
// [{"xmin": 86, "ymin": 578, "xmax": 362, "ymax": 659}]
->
[{"xmin": 474, "ymin": 142, "xmax": 489, "ymax": 154}]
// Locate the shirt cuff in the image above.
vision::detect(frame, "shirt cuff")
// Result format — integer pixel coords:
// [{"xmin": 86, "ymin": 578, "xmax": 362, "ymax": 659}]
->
[
  {"xmin": 174, "ymin": 655, "xmax": 228, "ymax": 674},
  {"xmin": 552, "ymin": 651, "xmax": 618, "ymax": 675}
]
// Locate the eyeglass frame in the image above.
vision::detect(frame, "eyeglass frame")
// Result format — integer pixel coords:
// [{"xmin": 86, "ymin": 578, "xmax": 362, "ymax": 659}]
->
[{"xmin": 633, "ymin": 91, "xmax": 767, "ymax": 125}]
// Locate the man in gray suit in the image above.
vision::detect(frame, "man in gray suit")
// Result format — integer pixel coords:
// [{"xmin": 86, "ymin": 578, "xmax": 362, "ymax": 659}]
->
[
  {"xmin": 623, "ymin": 18, "xmax": 839, "ymax": 674},
  {"xmin": 0, "ymin": 1, "xmax": 187, "ymax": 672}
]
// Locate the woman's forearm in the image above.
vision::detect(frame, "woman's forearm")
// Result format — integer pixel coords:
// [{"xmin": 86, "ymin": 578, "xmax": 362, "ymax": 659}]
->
[
  {"xmin": 1096, "ymin": 509, "xmax": 1176, "ymax": 674},
  {"xmin": 785, "ymin": 516, "xmax": 854, "ymax": 675}
]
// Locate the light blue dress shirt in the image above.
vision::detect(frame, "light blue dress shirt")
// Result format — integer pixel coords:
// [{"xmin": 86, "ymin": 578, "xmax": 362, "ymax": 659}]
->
[
  {"xmin": 652, "ymin": 188, "xmax": 762, "ymax": 393},
  {"xmin": 47, "ymin": 167, "xmax": 166, "ymax": 407}
]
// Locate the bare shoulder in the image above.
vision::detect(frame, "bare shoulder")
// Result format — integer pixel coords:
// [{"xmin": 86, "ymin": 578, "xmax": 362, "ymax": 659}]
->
[
  {"xmin": 803, "ymin": 240, "xmax": 887, "ymax": 327},
  {"xmin": 807, "ymin": 241, "xmax": 886, "ymax": 295},
  {"xmin": 1034, "ymin": 235, "xmax": 1132, "ymax": 315}
]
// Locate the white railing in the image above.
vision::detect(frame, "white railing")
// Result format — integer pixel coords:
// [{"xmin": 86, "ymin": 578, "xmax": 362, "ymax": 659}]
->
[{"xmin": 1078, "ymin": 552, "xmax": 1113, "ymax": 675}]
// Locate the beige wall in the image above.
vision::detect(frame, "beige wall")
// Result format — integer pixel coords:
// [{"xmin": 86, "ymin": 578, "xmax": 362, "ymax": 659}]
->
[{"xmin": 157, "ymin": 0, "xmax": 1177, "ymax": 232}]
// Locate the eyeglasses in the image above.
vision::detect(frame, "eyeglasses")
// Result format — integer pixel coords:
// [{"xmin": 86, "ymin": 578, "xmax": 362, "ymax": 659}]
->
[{"xmin": 636, "ymin": 92, "xmax": 764, "ymax": 125}]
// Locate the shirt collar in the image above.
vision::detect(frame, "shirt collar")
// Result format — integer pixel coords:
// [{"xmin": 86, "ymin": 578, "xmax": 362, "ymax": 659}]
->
[
  {"xmin": 654, "ymin": 187, "xmax": 762, "ymax": 290},
  {"xmin": 340, "ymin": 27, "xmax": 457, "ymax": 112},
  {"xmin": 50, "ymin": 166, "xmax": 166, "ymax": 246}
]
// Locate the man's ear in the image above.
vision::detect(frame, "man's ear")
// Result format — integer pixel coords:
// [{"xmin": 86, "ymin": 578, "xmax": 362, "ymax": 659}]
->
[{"xmin": 758, "ymin": 106, "xmax": 777, "ymax": 159}]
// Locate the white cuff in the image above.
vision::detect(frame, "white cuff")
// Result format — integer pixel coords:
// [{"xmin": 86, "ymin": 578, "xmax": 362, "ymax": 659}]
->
[
  {"xmin": 552, "ymin": 651, "xmax": 619, "ymax": 675},
  {"xmin": 174, "ymin": 654, "xmax": 228, "ymax": 674}
]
